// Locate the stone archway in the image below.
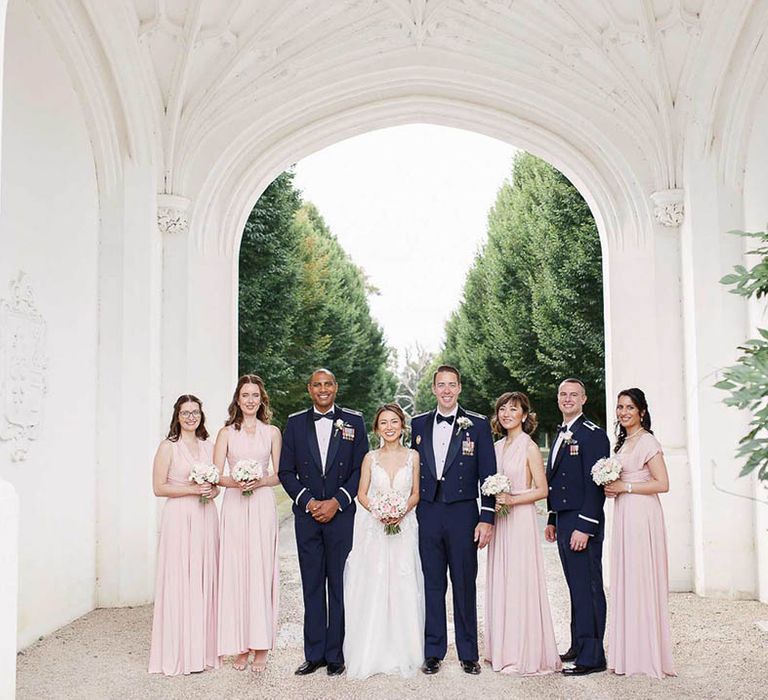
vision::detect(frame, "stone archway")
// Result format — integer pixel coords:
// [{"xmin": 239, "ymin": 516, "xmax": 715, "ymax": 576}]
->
[{"xmin": 3, "ymin": 5, "xmax": 768, "ymax": 691}]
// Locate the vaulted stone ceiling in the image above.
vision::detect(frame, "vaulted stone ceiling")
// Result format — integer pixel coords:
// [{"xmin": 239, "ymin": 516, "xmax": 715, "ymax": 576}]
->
[{"xmin": 29, "ymin": 0, "xmax": 768, "ymax": 217}]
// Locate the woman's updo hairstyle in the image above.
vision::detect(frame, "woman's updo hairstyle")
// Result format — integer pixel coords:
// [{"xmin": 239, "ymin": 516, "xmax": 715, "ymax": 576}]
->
[{"xmin": 492, "ymin": 391, "xmax": 538, "ymax": 436}]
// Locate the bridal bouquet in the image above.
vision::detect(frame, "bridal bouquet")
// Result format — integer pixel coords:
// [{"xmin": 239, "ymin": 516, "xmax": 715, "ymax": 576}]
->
[
  {"xmin": 369, "ymin": 491, "xmax": 408, "ymax": 535},
  {"xmin": 189, "ymin": 463, "xmax": 219, "ymax": 503},
  {"xmin": 232, "ymin": 459, "xmax": 264, "ymax": 496},
  {"xmin": 481, "ymin": 473, "xmax": 513, "ymax": 517},
  {"xmin": 591, "ymin": 456, "xmax": 623, "ymax": 485}
]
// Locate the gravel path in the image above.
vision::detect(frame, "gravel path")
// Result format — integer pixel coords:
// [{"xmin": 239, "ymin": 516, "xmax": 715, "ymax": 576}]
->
[{"xmin": 16, "ymin": 514, "xmax": 768, "ymax": 699}]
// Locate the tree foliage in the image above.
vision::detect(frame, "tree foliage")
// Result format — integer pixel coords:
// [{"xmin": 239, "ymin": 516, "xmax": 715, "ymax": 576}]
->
[
  {"xmin": 431, "ymin": 153, "xmax": 605, "ymax": 435},
  {"xmin": 239, "ymin": 171, "xmax": 396, "ymax": 427},
  {"xmin": 715, "ymin": 229, "xmax": 768, "ymax": 480}
]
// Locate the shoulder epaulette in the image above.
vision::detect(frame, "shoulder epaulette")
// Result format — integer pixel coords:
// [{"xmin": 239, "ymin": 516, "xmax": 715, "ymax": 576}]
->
[
  {"xmin": 341, "ymin": 407, "xmax": 363, "ymax": 417},
  {"xmin": 465, "ymin": 409, "xmax": 487, "ymax": 420},
  {"xmin": 412, "ymin": 411, "xmax": 431, "ymax": 420},
  {"xmin": 583, "ymin": 420, "xmax": 599, "ymax": 431},
  {"xmin": 289, "ymin": 408, "xmax": 308, "ymax": 418}
]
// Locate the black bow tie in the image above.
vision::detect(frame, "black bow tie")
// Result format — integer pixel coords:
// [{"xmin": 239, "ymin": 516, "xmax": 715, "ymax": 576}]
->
[
  {"xmin": 436, "ymin": 414, "xmax": 455, "ymax": 425},
  {"xmin": 558, "ymin": 424, "xmax": 569, "ymax": 433},
  {"xmin": 314, "ymin": 412, "xmax": 334, "ymax": 421}
]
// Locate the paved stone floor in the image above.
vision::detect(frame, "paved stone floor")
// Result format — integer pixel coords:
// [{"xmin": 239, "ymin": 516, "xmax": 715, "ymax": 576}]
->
[{"xmin": 16, "ymin": 515, "xmax": 768, "ymax": 699}]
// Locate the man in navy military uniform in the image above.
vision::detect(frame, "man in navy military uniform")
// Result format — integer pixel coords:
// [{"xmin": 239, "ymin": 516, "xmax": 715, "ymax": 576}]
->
[
  {"xmin": 278, "ymin": 368, "xmax": 368, "ymax": 677},
  {"xmin": 410, "ymin": 365, "xmax": 496, "ymax": 675},
  {"xmin": 545, "ymin": 377, "xmax": 610, "ymax": 675}
]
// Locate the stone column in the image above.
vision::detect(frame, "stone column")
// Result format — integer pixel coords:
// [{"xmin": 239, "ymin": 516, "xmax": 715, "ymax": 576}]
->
[
  {"xmin": 159, "ymin": 195, "xmax": 237, "ymax": 444},
  {"xmin": 0, "ymin": 478, "xmax": 18, "ymax": 700},
  {"xmin": 680, "ymin": 135, "xmax": 756, "ymax": 598},
  {"xmin": 601, "ymin": 206, "xmax": 693, "ymax": 591},
  {"xmin": 0, "ymin": 6, "xmax": 18, "ymax": 696},
  {"xmin": 95, "ymin": 161, "xmax": 163, "ymax": 607}
]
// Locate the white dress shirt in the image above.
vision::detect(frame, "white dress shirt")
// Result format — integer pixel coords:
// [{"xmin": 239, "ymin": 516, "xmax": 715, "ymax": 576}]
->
[
  {"xmin": 433, "ymin": 406, "xmax": 458, "ymax": 480},
  {"xmin": 552, "ymin": 413, "xmax": 583, "ymax": 459},
  {"xmin": 314, "ymin": 405, "xmax": 335, "ymax": 474}
]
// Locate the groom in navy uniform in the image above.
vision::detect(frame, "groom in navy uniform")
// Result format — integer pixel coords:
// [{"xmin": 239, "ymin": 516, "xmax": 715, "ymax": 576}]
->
[
  {"xmin": 410, "ymin": 365, "xmax": 496, "ymax": 675},
  {"xmin": 278, "ymin": 368, "xmax": 368, "ymax": 677},
  {"xmin": 545, "ymin": 377, "xmax": 610, "ymax": 676}
]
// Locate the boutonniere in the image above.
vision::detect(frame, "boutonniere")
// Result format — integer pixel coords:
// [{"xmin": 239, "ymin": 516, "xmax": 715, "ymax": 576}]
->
[
  {"xmin": 563, "ymin": 429, "xmax": 574, "ymax": 444},
  {"xmin": 455, "ymin": 416, "xmax": 473, "ymax": 435},
  {"xmin": 333, "ymin": 418, "xmax": 345, "ymax": 436}
]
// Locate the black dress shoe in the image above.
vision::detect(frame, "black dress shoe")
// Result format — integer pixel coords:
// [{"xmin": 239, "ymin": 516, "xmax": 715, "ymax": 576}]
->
[
  {"xmin": 460, "ymin": 660, "xmax": 481, "ymax": 675},
  {"xmin": 294, "ymin": 660, "xmax": 326, "ymax": 675},
  {"xmin": 559, "ymin": 647, "xmax": 577, "ymax": 662},
  {"xmin": 421, "ymin": 657, "xmax": 441, "ymax": 674},
  {"xmin": 562, "ymin": 664, "xmax": 606, "ymax": 676},
  {"xmin": 326, "ymin": 662, "xmax": 345, "ymax": 676}
]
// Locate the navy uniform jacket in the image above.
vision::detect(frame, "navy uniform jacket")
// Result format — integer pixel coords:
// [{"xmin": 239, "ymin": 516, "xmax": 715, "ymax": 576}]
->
[
  {"xmin": 546, "ymin": 415, "xmax": 609, "ymax": 536},
  {"xmin": 410, "ymin": 406, "xmax": 497, "ymax": 525},
  {"xmin": 278, "ymin": 406, "xmax": 368, "ymax": 515}
]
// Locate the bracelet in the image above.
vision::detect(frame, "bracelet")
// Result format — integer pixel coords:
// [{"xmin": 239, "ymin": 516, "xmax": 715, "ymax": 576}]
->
[{"xmin": 626, "ymin": 483, "xmax": 633, "ymax": 494}]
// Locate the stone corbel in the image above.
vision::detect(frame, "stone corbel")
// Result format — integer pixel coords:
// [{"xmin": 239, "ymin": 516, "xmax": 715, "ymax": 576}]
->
[
  {"xmin": 651, "ymin": 189, "xmax": 684, "ymax": 227},
  {"xmin": 157, "ymin": 194, "xmax": 191, "ymax": 235}
]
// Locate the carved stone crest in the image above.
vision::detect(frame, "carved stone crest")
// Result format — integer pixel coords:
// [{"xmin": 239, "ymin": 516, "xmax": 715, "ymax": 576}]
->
[
  {"xmin": 157, "ymin": 194, "xmax": 191, "ymax": 235},
  {"xmin": 0, "ymin": 273, "xmax": 47, "ymax": 461},
  {"xmin": 651, "ymin": 188, "xmax": 685, "ymax": 227}
]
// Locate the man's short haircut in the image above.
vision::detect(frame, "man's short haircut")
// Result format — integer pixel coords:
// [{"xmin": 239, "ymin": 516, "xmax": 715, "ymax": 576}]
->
[
  {"xmin": 558, "ymin": 377, "xmax": 586, "ymax": 392},
  {"xmin": 309, "ymin": 368, "xmax": 337, "ymax": 384},
  {"xmin": 432, "ymin": 364, "xmax": 461, "ymax": 386}
]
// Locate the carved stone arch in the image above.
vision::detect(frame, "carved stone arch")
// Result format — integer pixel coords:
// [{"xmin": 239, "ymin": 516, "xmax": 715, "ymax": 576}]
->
[
  {"xmin": 188, "ymin": 72, "xmax": 656, "ymax": 261},
  {"xmin": 27, "ymin": 0, "xmax": 163, "ymax": 190}
]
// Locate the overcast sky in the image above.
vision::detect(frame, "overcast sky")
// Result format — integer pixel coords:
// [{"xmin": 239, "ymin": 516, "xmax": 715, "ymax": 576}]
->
[{"xmin": 293, "ymin": 124, "xmax": 517, "ymax": 362}]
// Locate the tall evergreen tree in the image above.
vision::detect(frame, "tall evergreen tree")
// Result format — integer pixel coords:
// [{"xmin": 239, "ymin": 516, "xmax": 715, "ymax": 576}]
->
[
  {"xmin": 441, "ymin": 153, "xmax": 605, "ymax": 436},
  {"xmin": 239, "ymin": 175, "xmax": 396, "ymax": 427}
]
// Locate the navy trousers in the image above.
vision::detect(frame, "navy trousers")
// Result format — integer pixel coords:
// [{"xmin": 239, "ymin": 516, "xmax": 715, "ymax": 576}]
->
[
  {"xmin": 417, "ymin": 499, "xmax": 479, "ymax": 661},
  {"xmin": 555, "ymin": 509, "xmax": 607, "ymax": 668},
  {"xmin": 294, "ymin": 508, "xmax": 354, "ymax": 664}
]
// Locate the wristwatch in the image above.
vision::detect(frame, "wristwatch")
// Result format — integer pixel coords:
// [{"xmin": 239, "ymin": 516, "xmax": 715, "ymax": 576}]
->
[{"xmin": 626, "ymin": 483, "xmax": 633, "ymax": 494}]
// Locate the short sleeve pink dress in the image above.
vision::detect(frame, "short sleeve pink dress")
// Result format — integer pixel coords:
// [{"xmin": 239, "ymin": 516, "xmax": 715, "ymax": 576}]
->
[{"xmin": 607, "ymin": 431, "xmax": 676, "ymax": 678}]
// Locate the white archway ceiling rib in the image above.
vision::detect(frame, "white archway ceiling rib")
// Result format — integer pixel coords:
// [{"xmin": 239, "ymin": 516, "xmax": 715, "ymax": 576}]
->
[{"xmin": 29, "ymin": 0, "xmax": 768, "ymax": 237}]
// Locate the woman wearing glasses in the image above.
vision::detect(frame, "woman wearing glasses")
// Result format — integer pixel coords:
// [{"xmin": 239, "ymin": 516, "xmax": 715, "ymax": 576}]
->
[{"xmin": 149, "ymin": 394, "xmax": 221, "ymax": 675}]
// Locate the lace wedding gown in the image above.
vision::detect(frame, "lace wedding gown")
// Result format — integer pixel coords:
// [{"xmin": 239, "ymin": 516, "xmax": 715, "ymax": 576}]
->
[{"xmin": 343, "ymin": 451, "xmax": 425, "ymax": 679}]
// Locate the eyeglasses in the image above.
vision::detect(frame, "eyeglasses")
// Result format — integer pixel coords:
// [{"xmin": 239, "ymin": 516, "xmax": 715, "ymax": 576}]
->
[{"xmin": 179, "ymin": 410, "xmax": 201, "ymax": 418}]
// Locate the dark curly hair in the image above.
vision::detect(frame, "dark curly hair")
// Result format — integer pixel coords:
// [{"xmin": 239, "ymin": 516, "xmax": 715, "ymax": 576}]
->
[
  {"xmin": 614, "ymin": 387, "xmax": 653, "ymax": 453},
  {"xmin": 492, "ymin": 391, "xmax": 538, "ymax": 436},
  {"xmin": 166, "ymin": 394, "xmax": 209, "ymax": 442}
]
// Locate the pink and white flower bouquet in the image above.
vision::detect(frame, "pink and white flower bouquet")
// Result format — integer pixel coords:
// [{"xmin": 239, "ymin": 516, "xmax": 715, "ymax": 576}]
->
[
  {"xmin": 590, "ymin": 456, "xmax": 623, "ymax": 486},
  {"xmin": 189, "ymin": 463, "xmax": 219, "ymax": 503},
  {"xmin": 232, "ymin": 459, "xmax": 265, "ymax": 496},
  {"xmin": 481, "ymin": 473, "xmax": 513, "ymax": 516},
  {"xmin": 369, "ymin": 490, "xmax": 408, "ymax": 535}
]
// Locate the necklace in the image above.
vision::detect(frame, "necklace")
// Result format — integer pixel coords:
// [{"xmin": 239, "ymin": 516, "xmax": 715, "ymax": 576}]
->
[{"xmin": 625, "ymin": 428, "xmax": 644, "ymax": 440}]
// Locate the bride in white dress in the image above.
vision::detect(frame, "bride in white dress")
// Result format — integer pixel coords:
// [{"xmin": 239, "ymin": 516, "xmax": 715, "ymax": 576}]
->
[{"xmin": 343, "ymin": 403, "xmax": 425, "ymax": 679}]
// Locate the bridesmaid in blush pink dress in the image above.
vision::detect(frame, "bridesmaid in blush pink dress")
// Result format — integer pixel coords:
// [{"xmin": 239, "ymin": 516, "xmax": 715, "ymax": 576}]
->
[
  {"xmin": 484, "ymin": 392, "xmax": 561, "ymax": 675},
  {"xmin": 216, "ymin": 375, "xmax": 281, "ymax": 673},
  {"xmin": 149, "ymin": 394, "xmax": 220, "ymax": 676},
  {"xmin": 605, "ymin": 388, "xmax": 676, "ymax": 679}
]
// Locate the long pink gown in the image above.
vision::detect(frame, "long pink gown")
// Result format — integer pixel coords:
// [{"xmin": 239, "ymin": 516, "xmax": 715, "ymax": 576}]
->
[
  {"xmin": 148, "ymin": 438, "xmax": 220, "ymax": 675},
  {"xmin": 218, "ymin": 422, "xmax": 279, "ymax": 655},
  {"xmin": 608, "ymin": 432, "xmax": 676, "ymax": 678},
  {"xmin": 484, "ymin": 433, "xmax": 561, "ymax": 675}
]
